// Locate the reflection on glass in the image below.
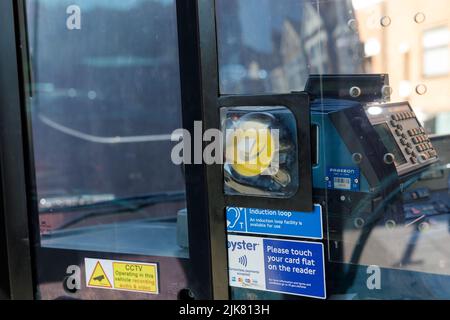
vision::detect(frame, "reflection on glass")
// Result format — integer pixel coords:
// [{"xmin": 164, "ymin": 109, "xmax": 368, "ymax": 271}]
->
[
  {"xmin": 217, "ymin": 0, "xmax": 450, "ymax": 136},
  {"xmin": 26, "ymin": 0, "xmax": 188, "ymax": 258},
  {"xmin": 218, "ymin": 0, "xmax": 450, "ymax": 300},
  {"xmin": 217, "ymin": 0, "xmax": 363, "ymax": 94},
  {"xmin": 355, "ymin": 1, "xmax": 450, "ymax": 136}
]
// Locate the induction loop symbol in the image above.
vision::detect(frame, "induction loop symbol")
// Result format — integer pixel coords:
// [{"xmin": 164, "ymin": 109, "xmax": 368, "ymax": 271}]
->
[{"xmin": 227, "ymin": 207, "xmax": 242, "ymax": 229}]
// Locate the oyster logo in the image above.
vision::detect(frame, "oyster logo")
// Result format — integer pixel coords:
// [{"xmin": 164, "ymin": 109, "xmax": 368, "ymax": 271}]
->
[
  {"xmin": 227, "ymin": 239, "xmax": 260, "ymax": 252},
  {"xmin": 66, "ymin": 5, "xmax": 81, "ymax": 30}
]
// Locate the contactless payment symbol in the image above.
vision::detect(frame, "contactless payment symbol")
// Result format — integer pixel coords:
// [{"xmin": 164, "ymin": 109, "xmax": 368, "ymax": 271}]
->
[{"xmin": 238, "ymin": 255, "xmax": 248, "ymax": 267}]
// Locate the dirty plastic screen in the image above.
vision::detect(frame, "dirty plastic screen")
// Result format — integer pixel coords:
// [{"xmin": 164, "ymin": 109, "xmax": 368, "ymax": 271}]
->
[{"xmin": 217, "ymin": 0, "xmax": 450, "ymax": 300}]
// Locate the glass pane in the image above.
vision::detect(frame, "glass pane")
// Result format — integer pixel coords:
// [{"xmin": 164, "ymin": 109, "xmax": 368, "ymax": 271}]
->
[
  {"xmin": 217, "ymin": 0, "xmax": 363, "ymax": 94},
  {"xmin": 26, "ymin": 0, "xmax": 188, "ymax": 258},
  {"xmin": 217, "ymin": 0, "xmax": 450, "ymax": 137},
  {"xmin": 218, "ymin": 0, "xmax": 450, "ymax": 300}
]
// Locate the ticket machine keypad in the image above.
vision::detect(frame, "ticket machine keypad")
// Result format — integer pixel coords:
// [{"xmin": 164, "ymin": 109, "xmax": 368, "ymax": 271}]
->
[
  {"xmin": 367, "ymin": 103, "xmax": 439, "ymax": 176},
  {"xmin": 389, "ymin": 111, "xmax": 437, "ymax": 165}
]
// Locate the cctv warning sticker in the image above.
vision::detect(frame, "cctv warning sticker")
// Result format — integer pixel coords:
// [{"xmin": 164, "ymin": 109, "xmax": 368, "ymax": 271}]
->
[
  {"xmin": 85, "ymin": 258, "xmax": 159, "ymax": 294},
  {"xmin": 88, "ymin": 261, "xmax": 112, "ymax": 288}
]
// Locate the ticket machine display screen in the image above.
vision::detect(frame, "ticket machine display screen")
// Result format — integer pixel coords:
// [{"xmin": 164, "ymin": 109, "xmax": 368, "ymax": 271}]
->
[{"xmin": 374, "ymin": 123, "xmax": 407, "ymax": 166}]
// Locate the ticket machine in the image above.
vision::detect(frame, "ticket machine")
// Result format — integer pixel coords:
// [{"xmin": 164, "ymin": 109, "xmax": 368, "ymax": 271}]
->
[
  {"xmin": 224, "ymin": 74, "xmax": 441, "ymax": 300},
  {"xmin": 306, "ymin": 75, "xmax": 440, "ymax": 273}
]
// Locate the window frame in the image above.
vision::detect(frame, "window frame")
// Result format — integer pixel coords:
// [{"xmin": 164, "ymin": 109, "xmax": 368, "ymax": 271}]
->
[
  {"xmin": 0, "ymin": 0, "xmax": 229, "ymax": 300},
  {"xmin": 422, "ymin": 25, "xmax": 450, "ymax": 78}
]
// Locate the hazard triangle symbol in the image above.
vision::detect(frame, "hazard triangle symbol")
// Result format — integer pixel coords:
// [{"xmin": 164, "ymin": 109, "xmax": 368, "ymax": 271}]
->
[{"xmin": 88, "ymin": 262, "xmax": 112, "ymax": 288}]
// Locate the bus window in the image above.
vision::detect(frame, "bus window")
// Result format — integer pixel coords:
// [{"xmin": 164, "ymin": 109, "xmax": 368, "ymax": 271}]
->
[
  {"xmin": 217, "ymin": 0, "xmax": 450, "ymax": 300},
  {"xmin": 25, "ymin": 0, "xmax": 188, "ymax": 258}
]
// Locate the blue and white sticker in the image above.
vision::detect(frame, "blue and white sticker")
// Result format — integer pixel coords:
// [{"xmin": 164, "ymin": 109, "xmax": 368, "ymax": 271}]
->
[
  {"xmin": 227, "ymin": 235, "xmax": 326, "ymax": 299},
  {"xmin": 227, "ymin": 205, "xmax": 323, "ymax": 240},
  {"xmin": 326, "ymin": 167, "xmax": 360, "ymax": 191}
]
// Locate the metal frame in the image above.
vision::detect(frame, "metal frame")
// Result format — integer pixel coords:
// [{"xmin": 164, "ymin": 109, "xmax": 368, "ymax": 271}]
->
[
  {"xmin": 0, "ymin": 0, "xmax": 34, "ymax": 300},
  {"xmin": 177, "ymin": 0, "xmax": 230, "ymax": 299},
  {"xmin": 176, "ymin": 0, "xmax": 228, "ymax": 299},
  {"xmin": 196, "ymin": 0, "xmax": 230, "ymax": 299}
]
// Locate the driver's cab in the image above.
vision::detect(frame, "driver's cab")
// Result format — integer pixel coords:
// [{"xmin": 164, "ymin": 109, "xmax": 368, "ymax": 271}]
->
[{"xmin": 1, "ymin": 0, "xmax": 450, "ymax": 301}]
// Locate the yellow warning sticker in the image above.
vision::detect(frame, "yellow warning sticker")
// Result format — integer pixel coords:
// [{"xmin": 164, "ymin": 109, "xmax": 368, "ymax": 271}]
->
[
  {"xmin": 85, "ymin": 258, "xmax": 159, "ymax": 294},
  {"xmin": 113, "ymin": 262, "xmax": 158, "ymax": 293},
  {"xmin": 88, "ymin": 262, "xmax": 112, "ymax": 288}
]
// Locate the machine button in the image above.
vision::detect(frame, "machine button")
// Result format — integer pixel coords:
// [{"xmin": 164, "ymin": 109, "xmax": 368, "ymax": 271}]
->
[
  {"xmin": 407, "ymin": 142, "xmax": 412, "ymax": 148},
  {"xmin": 419, "ymin": 154, "xmax": 429, "ymax": 163},
  {"xmin": 412, "ymin": 137, "xmax": 419, "ymax": 144},
  {"xmin": 397, "ymin": 124, "xmax": 404, "ymax": 130},
  {"xmin": 411, "ymin": 157, "xmax": 418, "ymax": 164},
  {"xmin": 395, "ymin": 129, "xmax": 402, "ymax": 136},
  {"xmin": 406, "ymin": 148, "xmax": 413, "ymax": 155},
  {"xmin": 400, "ymin": 139, "xmax": 407, "ymax": 145}
]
